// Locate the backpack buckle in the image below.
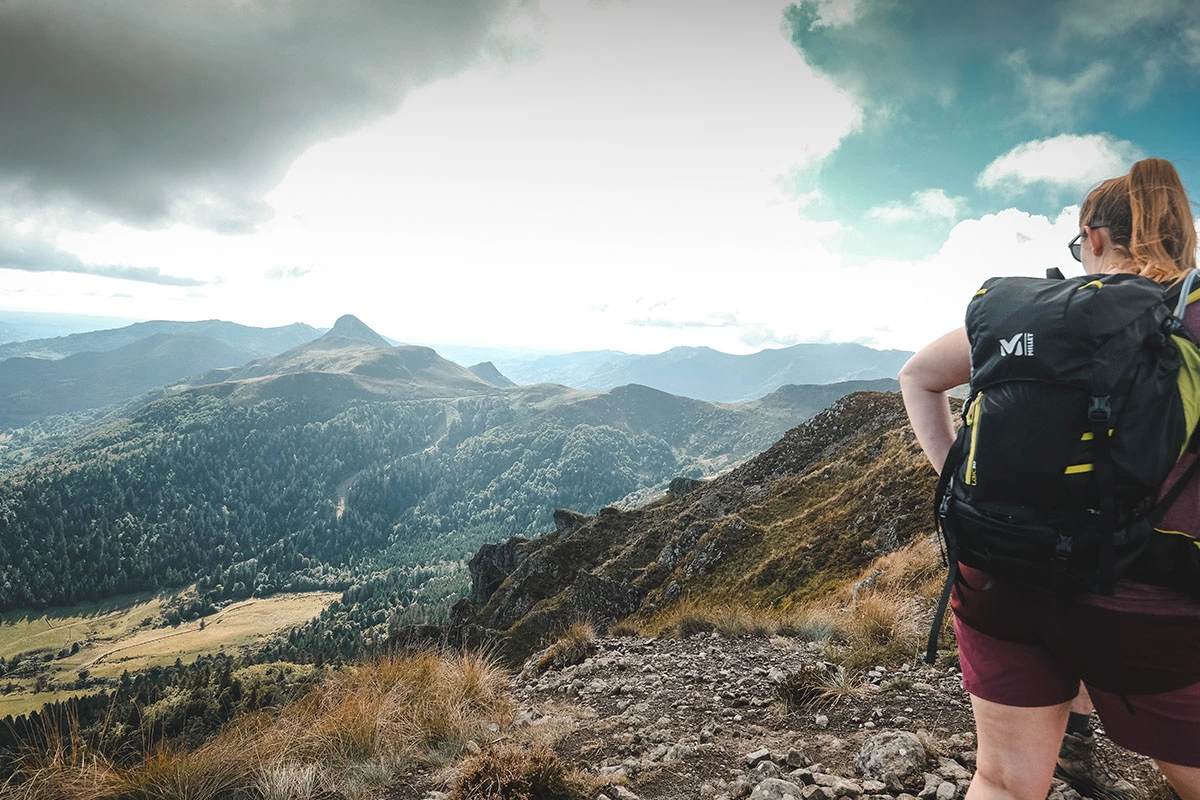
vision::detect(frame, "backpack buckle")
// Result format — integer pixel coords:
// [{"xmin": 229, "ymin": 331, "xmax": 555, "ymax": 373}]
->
[
  {"xmin": 938, "ymin": 489, "xmax": 952, "ymax": 519},
  {"xmin": 1055, "ymin": 534, "xmax": 1073, "ymax": 560},
  {"xmin": 1088, "ymin": 395, "xmax": 1111, "ymax": 422}
]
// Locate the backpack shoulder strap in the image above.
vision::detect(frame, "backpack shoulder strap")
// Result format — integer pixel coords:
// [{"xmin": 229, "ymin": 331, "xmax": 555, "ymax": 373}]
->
[{"xmin": 1165, "ymin": 268, "xmax": 1200, "ymax": 317}]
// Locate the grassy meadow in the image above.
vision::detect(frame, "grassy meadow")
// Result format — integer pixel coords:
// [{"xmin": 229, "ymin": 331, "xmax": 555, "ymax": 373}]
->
[{"xmin": 0, "ymin": 591, "xmax": 338, "ymax": 719}]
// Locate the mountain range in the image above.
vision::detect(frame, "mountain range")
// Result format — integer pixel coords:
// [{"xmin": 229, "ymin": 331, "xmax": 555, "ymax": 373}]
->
[
  {"xmin": 0, "ymin": 318, "xmax": 322, "ymax": 361},
  {"xmin": 0, "ymin": 310, "xmax": 142, "ymax": 345},
  {"xmin": 0, "ymin": 314, "xmax": 912, "ymax": 442},
  {"xmin": 491, "ymin": 343, "xmax": 912, "ymax": 402},
  {"xmin": 0, "ymin": 315, "xmax": 897, "ymax": 615},
  {"xmin": 0, "ymin": 333, "xmax": 260, "ymax": 429}
]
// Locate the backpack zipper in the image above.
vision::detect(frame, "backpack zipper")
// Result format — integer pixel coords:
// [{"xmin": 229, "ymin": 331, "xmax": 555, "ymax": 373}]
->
[{"xmin": 965, "ymin": 392, "xmax": 983, "ymax": 485}]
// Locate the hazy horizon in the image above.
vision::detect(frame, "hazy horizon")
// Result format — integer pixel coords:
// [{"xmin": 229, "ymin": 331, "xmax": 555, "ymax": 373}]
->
[{"xmin": 0, "ymin": 307, "xmax": 916, "ymax": 359}]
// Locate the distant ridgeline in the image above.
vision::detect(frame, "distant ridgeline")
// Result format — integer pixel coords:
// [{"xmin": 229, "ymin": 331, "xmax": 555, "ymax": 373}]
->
[
  {"xmin": 488, "ymin": 343, "xmax": 912, "ymax": 403},
  {"xmin": 0, "ymin": 315, "xmax": 899, "ymax": 614}
]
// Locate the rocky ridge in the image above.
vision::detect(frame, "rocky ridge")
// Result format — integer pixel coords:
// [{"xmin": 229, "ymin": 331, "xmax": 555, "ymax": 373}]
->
[
  {"xmin": 391, "ymin": 632, "xmax": 1155, "ymax": 800},
  {"xmin": 449, "ymin": 392, "xmax": 936, "ymax": 663},
  {"xmin": 402, "ymin": 390, "xmax": 1163, "ymax": 798}
]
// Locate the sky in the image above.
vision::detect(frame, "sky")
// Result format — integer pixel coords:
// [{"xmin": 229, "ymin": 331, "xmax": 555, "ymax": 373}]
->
[{"xmin": 3, "ymin": 0, "xmax": 1200, "ymax": 355}]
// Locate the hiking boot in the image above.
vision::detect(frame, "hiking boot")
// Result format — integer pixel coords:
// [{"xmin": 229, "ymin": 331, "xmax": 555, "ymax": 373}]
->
[{"xmin": 1055, "ymin": 731, "xmax": 1138, "ymax": 800}]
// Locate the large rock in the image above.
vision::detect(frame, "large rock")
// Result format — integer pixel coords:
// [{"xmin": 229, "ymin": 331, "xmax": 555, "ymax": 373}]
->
[
  {"xmin": 750, "ymin": 779, "xmax": 806, "ymax": 800},
  {"xmin": 563, "ymin": 572, "xmax": 642, "ymax": 625},
  {"xmin": 657, "ymin": 522, "xmax": 708, "ymax": 570},
  {"xmin": 553, "ymin": 508, "xmax": 590, "ymax": 535},
  {"xmin": 468, "ymin": 537, "xmax": 532, "ymax": 606},
  {"xmin": 484, "ymin": 553, "xmax": 566, "ymax": 631},
  {"xmin": 668, "ymin": 476, "xmax": 707, "ymax": 498},
  {"xmin": 856, "ymin": 730, "xmax": 927, "ymax": 786}
]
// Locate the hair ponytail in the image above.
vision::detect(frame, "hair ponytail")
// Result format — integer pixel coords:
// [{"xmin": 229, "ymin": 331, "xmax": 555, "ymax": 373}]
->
[{"xmin": 1081, "ymin": 157, "xmax": 1197, "ymax": 283}]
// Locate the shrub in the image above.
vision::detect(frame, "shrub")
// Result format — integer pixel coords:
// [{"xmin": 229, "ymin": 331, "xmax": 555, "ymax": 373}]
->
[
  {"xmin": 607, "ymin": 619, "xmax": 639, "ymax": 638},
  {"xmin": 777, "ymin": 607, "xmax": 843, "ymax": 643},
  {"xmin": 532, "ymin": 623, "xmax": 596, "ymax": 675},
  {"xmin": 839, "ymin": 591, "xmax": 922, "ymax": 671},
  {"xmin": 0, "ymin": 704, "xmax": 125, "ymax": 800},
  {"xmin": 118, "ymin": 737, "xmax": 252, "ymax": 800},
  {"xmin": 775, "ymin": 662, "xmax": 867, "ymax": 711},
  {"xmin": 451, "ymin": 742, "xmax": 593, "ymax": 800},
  {"xmin": 254, "ymin": 762, "xmax": 320, "ymax": 800}
]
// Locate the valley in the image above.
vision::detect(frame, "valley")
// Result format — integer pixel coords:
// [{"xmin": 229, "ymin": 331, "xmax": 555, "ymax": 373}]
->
[
  {"xmin": 0, "ymin": 312, "xmax": 925, "ymax": 797},
  {"xmin": 0, "ymin": 589, "xmax": 338, "ymax": 719}
]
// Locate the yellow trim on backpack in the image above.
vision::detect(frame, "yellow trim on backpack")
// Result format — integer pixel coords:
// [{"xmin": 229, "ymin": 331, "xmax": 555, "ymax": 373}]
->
[
  {"xmin": 1153, "ymin": 527, "xmax": 1199, "ymax": 540},
  {"xmin": 1079, "ymin": 430, "xmax": 1114, "ymax": 441},
  {"xmin": 965, "ymin": 392, "xmax": 983, "ymax": 485},
  {"xmin": 974, "ymin": 288, "xmax": 988, "ymax": 297},
  {"xmin": 1078, "ymin": 280, "xmax": 1104, "ymax": 291},
  {"xmin": 1064, "ymin": 464, "xmax": 1094, "ymax": 475},
  {"xmin": 1171, "ymin": 333, "xmax": 1200, "ymax": 459}
]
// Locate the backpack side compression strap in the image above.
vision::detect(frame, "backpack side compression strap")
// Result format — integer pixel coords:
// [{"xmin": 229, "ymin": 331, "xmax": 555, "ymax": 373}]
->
[
  {"xmin": 1088, "ymin": 395, "xmax": 1118, "ymax": 592},
  {"xmin": 925, "ymin": 546, "xmax": 957, "ymax": 665},
  {"xmin": 925, "ymin": 427, "xmax": 969, "ymax": 664}
]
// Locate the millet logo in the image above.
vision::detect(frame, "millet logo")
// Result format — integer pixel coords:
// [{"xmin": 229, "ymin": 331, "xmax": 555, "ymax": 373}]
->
[{"xmin": 999, "ymin": 332, "xmax": 1035, "ymax": 357}]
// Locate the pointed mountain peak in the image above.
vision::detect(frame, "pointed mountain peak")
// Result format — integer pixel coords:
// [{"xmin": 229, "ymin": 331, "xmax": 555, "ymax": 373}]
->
[
  {"xmin": 322, "ymin": 315, "xmax": 390, "ymax": 348},
  {"xmin": 468, "ymin": 361, "xmax": 516, "ymax": 388}
]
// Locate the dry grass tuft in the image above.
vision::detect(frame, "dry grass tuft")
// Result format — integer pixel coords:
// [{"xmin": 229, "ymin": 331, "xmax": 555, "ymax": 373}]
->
[
  {"xmin": 775, "ymin": 662, "xmax": 868, "ymax": 711},
  {"xmin": 636, "ymin": 587, "xmax": 921, "ymax": 674},
  {"xmin": 835, "ymin": 590, "xmax": 924, "ymax": 671},
  {"xmin": 861, "ymin": 535, "xmax": 944, "ymax": 601},
  {"xmin": 253, "ymin": 761, "xmax": 321, "ymax": 800},
  {"xmin": 118, "ymin": 737, "xmax": 251, "ymax": 800},
  {"xmin": 915, "ymin": 728, "xmax": 947, "ymax": 759},
  {"xmin": 255, "ymin": 649, "xmax": 513, "ymax": 783},
  {"xmin": 0, "ymin": 705, "xmax": 125, "ymax": 800},
  {"xmin": 1131, "ymin": 771, "xmax": 1182, "ymax": 800},
  {"xmin": 0, "ymin": 758, "xmax": 124, "ymax": 800},
  {"xmin": 777, "ymin": 607, "xmax": 844, "ymax": 643},
  {"xmin": 606, "ymin": 619, "xmax": 640, "ymax": 638},
  {"xmin": 532, "ymin": 623, "xmax": 596, "ymax": 675},
  {"xmin": 450, "ymin": 741, "xmax": 595, "ymax": 800},
  {"xmin": 3, "ymin": 650, "xmax": 514, "ymax": 800},
  {"xmin": 640, "ymin": 598, "xmax": 792, "ymax": 640}
]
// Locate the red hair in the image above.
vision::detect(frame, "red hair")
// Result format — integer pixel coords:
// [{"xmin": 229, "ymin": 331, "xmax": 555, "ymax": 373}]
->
[{"xmin": 1080, "ymin": 158, "xmax": 1197, "ymax": 283}]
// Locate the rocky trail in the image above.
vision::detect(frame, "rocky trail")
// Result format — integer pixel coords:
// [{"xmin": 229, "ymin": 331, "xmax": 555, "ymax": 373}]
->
[{"xmin": 385, "ymin": 633, "xmax": 1165, "ymax": 800}]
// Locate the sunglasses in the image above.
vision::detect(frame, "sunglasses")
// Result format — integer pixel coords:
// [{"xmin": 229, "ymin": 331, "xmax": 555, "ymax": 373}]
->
[{"xmin": 1068, "ymin": 224, "xmax": 1110, "ymax": 262}]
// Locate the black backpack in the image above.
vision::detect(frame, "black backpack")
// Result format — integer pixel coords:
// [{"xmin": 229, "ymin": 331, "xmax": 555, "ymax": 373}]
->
[{"xmin": 924, "ymin": 268, "xmax": 1200, "ymax": 663}]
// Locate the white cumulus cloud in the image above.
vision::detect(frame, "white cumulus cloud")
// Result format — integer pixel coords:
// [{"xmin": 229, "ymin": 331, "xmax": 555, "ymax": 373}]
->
[
  {"xmin": 797, "ymin": 0, "xmax": 866, "ymax": 28},
  {"xmin": 977, "ymin": 134, "xmax": 1144, "ymax": 195},
  {"xmin": 867, "ymin": 188, "xmax": 967, "ymax": 223}
]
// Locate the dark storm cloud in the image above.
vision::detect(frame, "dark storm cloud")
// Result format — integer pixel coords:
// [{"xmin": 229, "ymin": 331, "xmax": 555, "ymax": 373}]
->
[
  {"xmin": 0, "ymin": 240, "xmax": 205, "ymax": 286},
  {"xmin": 0, "ymin": 0, "xmax": 519, "ymax": 230}
]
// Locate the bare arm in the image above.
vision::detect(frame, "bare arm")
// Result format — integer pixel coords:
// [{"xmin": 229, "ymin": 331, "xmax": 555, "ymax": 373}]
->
[{"xmin": 898, "ymin": 327, "xmax": 971, "ymax": 475}]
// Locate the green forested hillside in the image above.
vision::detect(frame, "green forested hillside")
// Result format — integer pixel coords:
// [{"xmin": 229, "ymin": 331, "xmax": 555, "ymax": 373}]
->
[{"xmin": 0, "ymin": 381, "xmax": 813, "ymax": 613}]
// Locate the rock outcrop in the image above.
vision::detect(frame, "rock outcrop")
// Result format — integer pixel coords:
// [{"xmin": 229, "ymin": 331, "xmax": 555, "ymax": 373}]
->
[
  {"xmin": 451, "ymin": 392, "xmax": 937, "ymax": 663},
  {"xmin": 467, "ymin": 537, "xmax": 533, "ymax": 607}
]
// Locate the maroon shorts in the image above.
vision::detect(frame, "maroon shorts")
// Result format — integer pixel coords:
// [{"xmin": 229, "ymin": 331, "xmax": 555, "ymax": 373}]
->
[{"xmin": 952, "ymin": 564, "xmax": 1200, "ymax": 767}]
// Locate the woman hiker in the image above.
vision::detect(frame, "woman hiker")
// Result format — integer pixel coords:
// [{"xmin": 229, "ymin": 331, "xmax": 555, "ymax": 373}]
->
[{"xmin": 900, "ymin": 157, "xmax": 1200, "ymax": 800}]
